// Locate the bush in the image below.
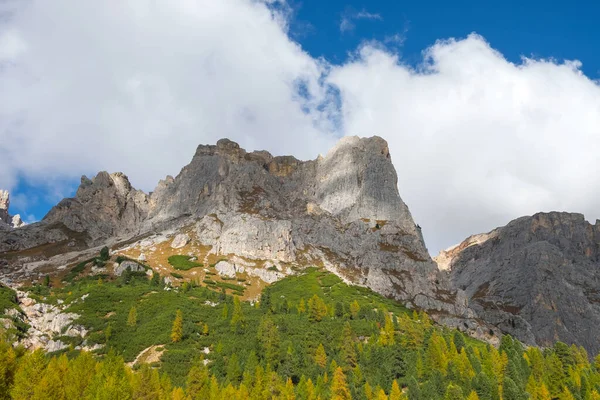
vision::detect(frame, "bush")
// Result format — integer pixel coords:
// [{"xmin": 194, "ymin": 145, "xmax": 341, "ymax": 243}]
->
[
  {"xmin": 168, "ymin": 255, "xmax": 203, "ymax": 271},
  {"xmin": 170, "ymin": 272, "xmax": 184, "ymax": 279}
]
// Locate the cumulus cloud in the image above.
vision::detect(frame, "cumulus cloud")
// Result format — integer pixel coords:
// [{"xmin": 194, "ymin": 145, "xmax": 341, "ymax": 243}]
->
[
  {"xmin": 2, "ymin": 1, "xmax": 600, "ymax": 254},
  {"xmin": 0, "ymin": 0, "xmax": 337, "ymax": 192},
  {"xmin": 340, "ymin": 9, "xmax": 382, "ymax": 33},
  {"xmin": 329, "ymin": 34, "xmax": 600, "ymax": 252}
]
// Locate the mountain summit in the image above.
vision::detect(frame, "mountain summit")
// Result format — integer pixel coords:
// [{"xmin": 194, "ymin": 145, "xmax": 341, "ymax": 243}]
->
[{"xmin": 0, "ymin": 136, "xmax": 487, "ymax": 338}]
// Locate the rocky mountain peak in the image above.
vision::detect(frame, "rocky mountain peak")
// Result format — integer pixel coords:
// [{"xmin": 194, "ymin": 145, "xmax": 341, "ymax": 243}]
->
[
  {"xmin": 444, "ymin": 211, "xmax": 600, "ymax": 355},
  {"xmin": 0, "ymin": 190, "xmax": 25, "ymax": 229},
  {"xmin": 43, "ymin": 171, "xmax": 149, "ymax": 239},
  {"xmin": 1, "ymin": 136, "xmax": 490, "ymax": 343}
]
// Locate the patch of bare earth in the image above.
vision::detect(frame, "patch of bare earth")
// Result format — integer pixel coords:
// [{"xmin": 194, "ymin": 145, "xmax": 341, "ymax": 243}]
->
[{"xmin": 127, "ymin": 345, "xmax": 165, "ymax": 367}]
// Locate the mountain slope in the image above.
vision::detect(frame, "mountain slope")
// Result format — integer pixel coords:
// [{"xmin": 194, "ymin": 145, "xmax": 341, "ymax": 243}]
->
[
  {"xmin": 441, "ymin": 212, "xmax": 600, "ymax": 355},
  {"xmin": 0, "ymin": 136, "xmax": 483, "ymax": 338}
]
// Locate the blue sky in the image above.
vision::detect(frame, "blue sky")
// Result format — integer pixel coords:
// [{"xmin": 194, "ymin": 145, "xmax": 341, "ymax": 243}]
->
[
  {"xmin": 291, "ymin": 0, "xmax": 600, "ymax": 76},
  {"xmin": 2, "ymin": 0, "xmax": 600, "ymax": 252}
]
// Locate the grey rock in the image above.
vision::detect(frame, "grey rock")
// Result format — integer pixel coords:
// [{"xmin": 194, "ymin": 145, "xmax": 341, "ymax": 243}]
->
[
  {"xmin": 1, "ymin": 137, "xmax": 478, "ymax": 341},
  {"xmin": 171, "ymin": 233, "xmax": 190, "ymax": 249},
  {"xmin": 114, "ymin": 260, "xmax": 145, "ymax": 276},
  {"xmin": 444, "ymin": 212, "xmax": 600, "ymax": 355},
  {"xmin": 0, "ymin": 190, "xmax": 25, "ymax": 229},
  {"xmin": 214, "ymin": 261, "xmax": 237, "ymax": 278}
]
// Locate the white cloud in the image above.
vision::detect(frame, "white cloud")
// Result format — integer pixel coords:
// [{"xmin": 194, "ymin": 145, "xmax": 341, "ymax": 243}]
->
[
  {"xmin": 340, "ymin": 9, "xmax": 382, "ymax": 33},
  {"xmin": 2, "ymin": 2, "xmax": 600, "ymax": 254},
  {"xmin": 329, "ymin": 34, "xmax": 600, "ymax": 252},
  {"xmin": 0, "ymin": 0, "xmax": 337, "ymax": 192}
]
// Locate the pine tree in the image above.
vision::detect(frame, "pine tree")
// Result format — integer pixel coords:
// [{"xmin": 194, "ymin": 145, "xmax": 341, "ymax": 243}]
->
[
  {"xmin": 379, "ymin": 312, "xmax": 396, "ymax": 346},
  {"xmin": 315, "ymin": 344, "xmax": 328, "ymax": 369},
  {"xmin": 171, "ymin": 309, "xmax": 183, "ymax": 343},
  {"xmin": 257, "ymin": 316, "xmax": 280, "ymax": 366},
  {"xmin": 444, "ymin": 383, "xmax": 464, "ymax": 400},
  {"xmin": 231, "ymin": 296, "xmax": 245, "ymax": 333},
  {"xmin": 222, "ymin": 303, "xmax": 229, "ymax": 320},
  {"xmin": 307, "ymin": 294, "xmax": 328, "ymax": 322},
  {"xmin": 297, "ymin": 298, "xmax": 306, "ymax": 314},
  {"xmin": 127, "ymin": 305, "xmax": 137, "ymax": 327},
  {"xmin": 171, "ymin": 387, "xmax": 186, "ymax": 400},
  {"xmin": 341, "ymin": 322, "xmax": 357, "ymax": 369},
  {"xmin": 390, "ymin": 380, "xmax": 402, "ymax": 400},
  {"xmin": 65, "ymin": 351, "xmax": 95, "ymax": 399},
  {"xmin": 350, "ymin": 300, "xmax": 361, "ymax": 319},
  {"xmin": 331, "ymin": 367, "xmax": 352, "ymax": 400},
  {"xmin": 466, "ymin": 391, "xmax": 480, "ymax": 400},
  {"xmin": 365, "ymin": 382, "xmax": 374, "ymax": 400},
  {"xmin": 227, "ymin": 353, "xmax": 242, "ymax": 383},
  {"xmin": 0, "ymin": 339, "xmax": 17, "ymax": 399}
]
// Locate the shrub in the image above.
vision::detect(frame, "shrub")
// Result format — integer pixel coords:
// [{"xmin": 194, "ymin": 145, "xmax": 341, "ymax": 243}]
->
[{"xmin": 168, "ymin": 255, "xmax": 203, "ymax": 271}]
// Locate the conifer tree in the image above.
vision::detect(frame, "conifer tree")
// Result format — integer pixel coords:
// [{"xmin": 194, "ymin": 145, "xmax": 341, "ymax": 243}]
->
[
  {"xmin": 389, "ymin": 380, "xmax": 402, "ymax": 400},
  {"xmin": 331, "ymin": 367, "xmax": 352, "ymax": 400},
  {"xmin": 257, "ymin": 316, "xmax": 280, "ymax": 366},
  {"xmin": 231, "ymin": 296, "xmax": 245, "ymax": 333},
  {"xmin": 315, "ymin": 344, "xmax": 328, "ymax": 369},
  {"xmin": 350, "ymin": 300, "xmax": 361, "ymax": 319},
  {"xmin": 127, "ymin": 305, "xmax": 137, "ymax": 327},
  {"xmin": 341, "ymin": 322, "xmax": 357, "ymax": 369},
  {"xmin": 171, "ymin": 309, "xmax": 183, "ymax": 343},
  {"xmin": 297, "ymin": 298, "xmax": 306, "ymax": 314},
  {"xmin": 466, "ymin": 391, "xmax": 480, "ymax": 400},
  {"xmin": 308, "ymin": 295, "xmax": 328, "ymax": 322},
  {"xmin": 365, "ymin": 382, "xmax": 374, "ymax": 400},
  {"xmin": 10, "ymin": 350, "xmax": 46, "ymax": 400}
]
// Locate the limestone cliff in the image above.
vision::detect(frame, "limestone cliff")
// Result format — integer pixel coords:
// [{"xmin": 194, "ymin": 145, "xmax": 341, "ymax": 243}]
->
[
  {"xmin": 0, "ymin": 137, "xmax": 486, "ymax": 339},
  {"xmin": 0, "ymin": 191, "xmax": 25, "ymax": 229},
  {"xmin": 443, "ymin": 212, "xmax": 600, "ymax": 355}
]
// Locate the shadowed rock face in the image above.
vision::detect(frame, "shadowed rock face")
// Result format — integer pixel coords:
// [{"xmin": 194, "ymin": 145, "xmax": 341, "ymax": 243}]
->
[
  {"xmin": 445, "ymin": 212, "xmax": 600, "ymax": 355},
  {"xmin": 0, "ymin": 136, "xmax": 484, "ymax": 338}
]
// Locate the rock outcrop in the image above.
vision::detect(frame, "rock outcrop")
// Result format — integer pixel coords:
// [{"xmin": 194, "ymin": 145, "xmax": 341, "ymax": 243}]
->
[
  {"xmin": 0, "ymin": 137, "xmax": 483, "ymax": 338},
  {"xmin": 43, "ymin": 172, "xmax": 150, "ymax": 240},
  {"xmin": 443, "ymin": 212, "xmax": 600, "ymax": 355},
  {"xmin": 0, "ymin": 191, "xmax": 25, "ymax": 229}
]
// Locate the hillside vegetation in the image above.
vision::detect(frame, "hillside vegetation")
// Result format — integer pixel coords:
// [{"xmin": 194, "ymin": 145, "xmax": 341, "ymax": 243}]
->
[{"xmin": 0, "ymin": 267, "xmax": 599, "ymax": 399}]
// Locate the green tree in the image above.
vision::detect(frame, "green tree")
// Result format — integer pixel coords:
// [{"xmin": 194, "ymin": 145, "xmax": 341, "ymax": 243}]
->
[
  {"xmin": 257, "ymin": 316, "xmax": 280, "ymax": 366},
  {"xmin": 100, "ymin": 246, "xmax": 110, "ymax": 261},
  {"xmin": 340, "ymin": 322, "xmax": 357, "ymax": 369},
  {"xmin": 350, "ymin": 300, "xmax": 361, "ymax": 319},
  {"xmin": 127, "ymin": 305, "xmax": 137, "ymax": 327},
  {"xmin": 231, "ymin": 296, "xmax": 245, "ymax": 333}
]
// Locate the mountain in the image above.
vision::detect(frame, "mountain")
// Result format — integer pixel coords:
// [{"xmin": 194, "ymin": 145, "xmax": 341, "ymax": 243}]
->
[
  {"xmin": 439, "ymin": 212, "xmax": 600, "ymax": 355},
  {"xmin": 0, "ymin": 136, "xmax": 487, "ymax": 338},
  {"xmin": 0, "ymin": 191, "xmax": 24, "ymax": 229}
]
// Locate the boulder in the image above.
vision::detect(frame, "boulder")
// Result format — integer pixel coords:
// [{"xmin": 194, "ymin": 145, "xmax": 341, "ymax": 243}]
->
[{"xmin": 171, "ymin": 234, "xmax": 190, "ymax": 249}]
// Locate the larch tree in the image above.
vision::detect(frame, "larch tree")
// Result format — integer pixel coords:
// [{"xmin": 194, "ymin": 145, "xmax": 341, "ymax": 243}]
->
[
  {"xmin": 127, "ymin": 305, "xmax": 137, "ymax": 327},
  {"xmin": 171, "ymin": 309, "xmax": 183, "ymax": 343},
  {"xmin": 331, "ymin": 367, "xmax": 352, "ymax": 400}
]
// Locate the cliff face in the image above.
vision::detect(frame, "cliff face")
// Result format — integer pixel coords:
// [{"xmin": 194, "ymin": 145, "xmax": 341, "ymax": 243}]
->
[
  {"xmin": 0, "ymin": 136, "xmax": 481, "ymax": 335},
  {"xmin": 444, "ymin": 212, "xmax": 600, "ymax": 355},
  {"xmin": 0, "ymin": 191, "xmax": 24, "ymax": 229}
]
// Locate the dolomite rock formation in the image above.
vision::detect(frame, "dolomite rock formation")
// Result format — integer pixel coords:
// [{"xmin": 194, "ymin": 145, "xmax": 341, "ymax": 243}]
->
[
  {"xmin": 443, "ymin": 212, "xmax": 600, "ymax": 355},
  {"xmin": 0, "ymin": 137, "xmax": 482, "ymax": 337},
  {"xmin": 0, "ymin": 190, "xmax": 25, "ymax": 229}
]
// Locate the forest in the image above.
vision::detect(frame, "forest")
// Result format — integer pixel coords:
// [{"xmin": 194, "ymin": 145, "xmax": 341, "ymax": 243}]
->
[{"xmin": 0, "ymin": 268, "xmax": 598, "ymax": 399}]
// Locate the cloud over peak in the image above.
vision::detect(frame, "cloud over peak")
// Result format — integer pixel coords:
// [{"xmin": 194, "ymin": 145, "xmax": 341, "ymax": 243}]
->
[{"xmin": 2, "ymin": 2, "xmax": 600, "ymax": 253}]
